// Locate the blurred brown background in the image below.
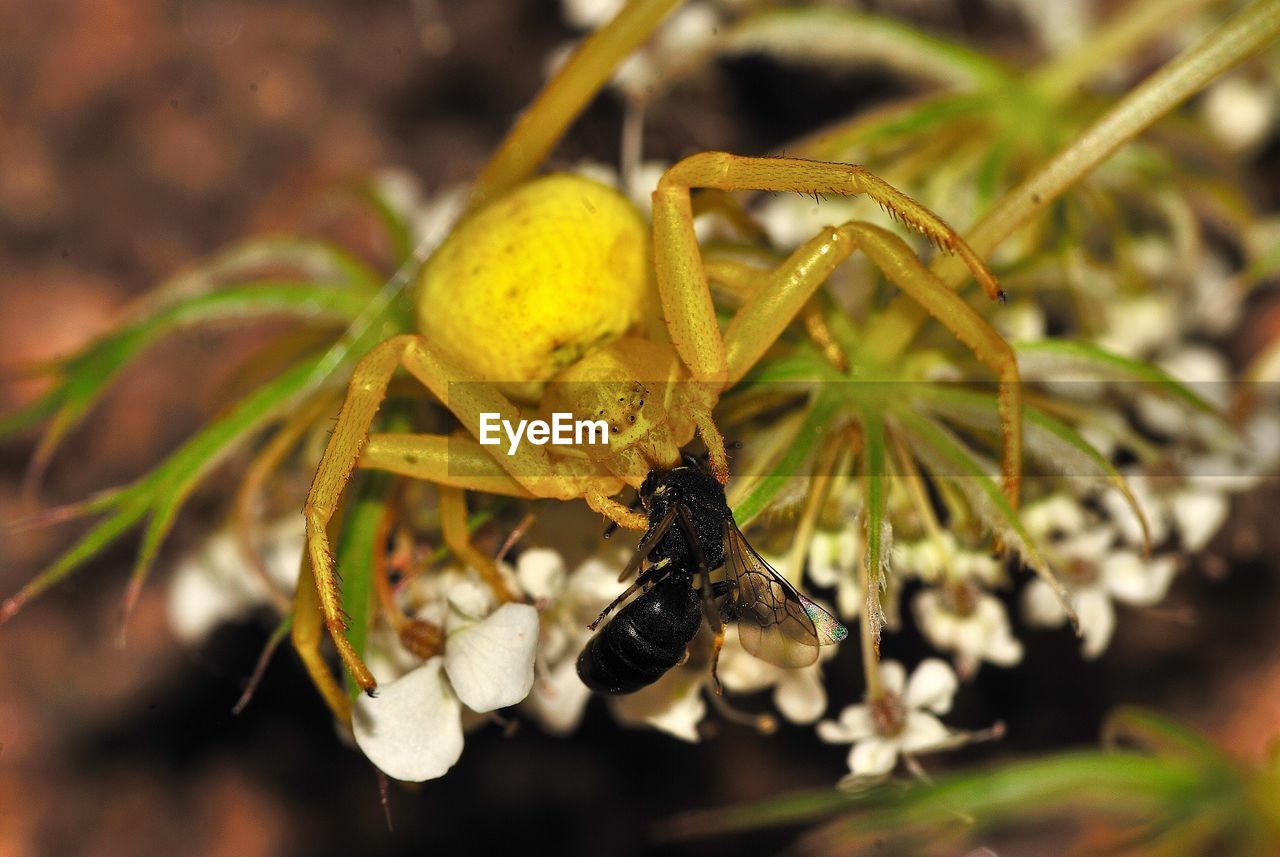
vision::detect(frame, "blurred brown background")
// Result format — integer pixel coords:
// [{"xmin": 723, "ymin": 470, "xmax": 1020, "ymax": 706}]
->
[{"xmin": 2, "ymin": 1, "xmax": 1279, "ymax": 855}]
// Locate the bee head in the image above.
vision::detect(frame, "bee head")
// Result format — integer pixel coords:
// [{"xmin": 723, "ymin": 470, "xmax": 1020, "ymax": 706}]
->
[{"xmin": 639, "ymin": 464, "xmax": 724, "ymax": 518}]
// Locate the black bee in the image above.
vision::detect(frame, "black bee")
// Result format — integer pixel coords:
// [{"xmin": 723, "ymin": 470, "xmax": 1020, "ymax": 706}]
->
[{"xmin": 576, "ymin": 460, "xmax": 848, "ymax": 695}]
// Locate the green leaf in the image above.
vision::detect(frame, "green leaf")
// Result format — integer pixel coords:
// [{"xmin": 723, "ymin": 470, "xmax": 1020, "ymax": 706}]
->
[
  {"xmin": 860, "ymin": 412, "xmax": 888, "ymax": 643},
  {"xmin": 1017, "ymin": 339, "xmax": 1230, "ymax": 425},
  {"xmin": 358, "ymin": 179, "xmax": 416, "ymax": 266},
  {"xmin": 2, "ymin": 272, "xmax": 409, "ymax": 625},
  {"xmin": 136, "ymin": 236, "xmax": 383, "ymax": 314},
  {"xmin": 4, "ymin": 283, "xmax": 372, "ymax": 480},
  {"xmin": 336, "ymin": 470, "xmax": 393, "ymax": 699},
  {"xmin": 731, "ymin": 392, "xmax": 844, "ymax": 526},
  {"xmin": 337, "ymin": 407, "xmax": 412, "ymax": 698},
  {"xmin": 914, "ymin": 385, "xmax": 1153, "ymax": 554},
  {"xmin": 737, "ymin": 346, "xmax": 842, "ymax": 386},
  {"xmin": 666, "ymin": 750, "xmax": 1209, "ymax": 843},
  {"xmin": 723, "ymin": 8, "xmax": 1011, "ymax": 91}
]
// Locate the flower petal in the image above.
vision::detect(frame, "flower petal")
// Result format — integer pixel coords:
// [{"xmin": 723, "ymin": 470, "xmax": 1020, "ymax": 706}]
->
[
  {"xmin": 1021, "ymin": 495, "xmax": 1087, "ymax": 540},
  {"xmin": 1022, "ymin": 579, "xmax": 1069, "ymax": 627},
  {"xmin": 444, "ymin": 603, "xmax": 539, "ymax": 712},
  {"xmin": 849, "ymin": 736, "xmax": 900, "ymax": 776},
  {"xmin": 775, "ymin": 668, "xmax": 826, "ymax": 725},
  {"xmin": 901, "ymin": 711, "xmax": 951, "ymax": 753},
  {"xmin": 166, "ymin": 522, "xmax": 298, "ymax": 644},
  {"xmin": 716, "ymin": 636, "xmax": 777, "ymax": 693},
  {"xmin": 878, "ymin": 660, "xmax": 907, "ymax": 697},
  {"xmin": 445, "ymin": 578, "xmax": 495, "ymax": 624},
  {"xmin": 1077, "ymin": 588, "xmax": 1117, "ymax": 659},
  {"xmin": 1170, "ymin": 489, "xmax": 1228, "ymax": 553},
  {"xmin": 516, "ymin": 548, "xmax": 566, "ymax": 601},
  {"xmin": 353, "ymin": 658, "xmax": 463, "ymax": 782},
  {"xmin": 817, "ymin": 705, "xmax": 875, "ymax": 744},
  {"xmin": 1102, "ymin": 552, "xmax": 1177, "ymax": 606},
  {"xmin": 523, "ymin": 655, "xmax": 593, "ymax": 736},
  {"xmin": 904, "ymin": 659, "xmax": 958, "ymax": 714},
  {"xmin": 610, "ymin": 670, "xmax": 706, "ymax": 743}
]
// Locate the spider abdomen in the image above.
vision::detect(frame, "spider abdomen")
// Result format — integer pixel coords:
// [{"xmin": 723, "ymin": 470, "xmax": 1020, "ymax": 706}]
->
[
  {"xmin": 576, "ymin": 573, "xmax": 702, "ymax": 695},
  {"xmin": 417, "ymin": 173, "xmax": 650, "ymax": 402}
]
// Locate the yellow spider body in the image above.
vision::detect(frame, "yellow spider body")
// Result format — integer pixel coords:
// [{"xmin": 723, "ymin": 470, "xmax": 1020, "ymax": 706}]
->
[{"xmin": 418, "ymin": 174, "xmax": 652, "ymax": 402}]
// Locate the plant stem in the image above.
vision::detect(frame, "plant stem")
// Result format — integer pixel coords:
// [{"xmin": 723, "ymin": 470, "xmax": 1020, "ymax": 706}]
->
[
  {"xmin": 864, "ymin": 0, "xmax": 1280, "ymax": 360},
  {"xmin": 1032, "ymin": 0, "xmax": 1226, "ymax": 102},
  {"xmin": 857, "ymin": 530, "xmax": 883, "ymax": 701},
  {"xmin": 468, "ymin": 0, "xmax": 681, "ymax": 208}
]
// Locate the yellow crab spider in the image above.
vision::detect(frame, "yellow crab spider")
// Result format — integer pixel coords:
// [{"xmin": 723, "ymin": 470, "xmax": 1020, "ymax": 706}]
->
[{"xmin": 299, "ymin": 0, "xmax": 1022, "ymax": 700}]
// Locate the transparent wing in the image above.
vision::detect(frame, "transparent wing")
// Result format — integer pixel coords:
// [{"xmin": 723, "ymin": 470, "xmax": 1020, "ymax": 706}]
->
[{"xmin": 723, "ymin": 522, "xmax": 849, "ymax": 669}]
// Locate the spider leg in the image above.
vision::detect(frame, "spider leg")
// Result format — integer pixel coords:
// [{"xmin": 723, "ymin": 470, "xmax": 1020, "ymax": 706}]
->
[{"xmin": 650, "ymin": 153, "xmax": 1003, "ymax": 485}]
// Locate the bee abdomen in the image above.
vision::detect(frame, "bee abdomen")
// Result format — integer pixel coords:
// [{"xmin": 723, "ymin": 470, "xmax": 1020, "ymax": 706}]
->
[{"xmin": 577, "ymin": 575, "xmax": 702, "ymax": 695}]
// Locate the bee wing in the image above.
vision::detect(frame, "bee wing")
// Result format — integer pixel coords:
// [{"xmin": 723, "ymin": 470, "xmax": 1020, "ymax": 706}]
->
[{"xmin": 722, "ymin": 522, "xmax": 849, "ymax": 669}]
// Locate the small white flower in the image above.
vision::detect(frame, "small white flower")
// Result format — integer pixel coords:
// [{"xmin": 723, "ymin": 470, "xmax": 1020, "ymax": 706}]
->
[
  {"xmin": 352, "ymin": 658, "xmax": 463, "ymax": 782},
  {"xmin": 716, "ymin": 628, "xmax": 837, "ymax": 725},
  {"xmin": 167, "ymin": 516, "xmax": 302, "ymax": 643},
  {"xmin": 562, "ymin": 0, "xmax": 623, "ymax": 30},
  {"xmin": 1095, "ymin": 294, "xmax": 1179, "ymax": 360},
  {"xmin": 895, "ymin": 533, "xmax": 1002, "ymax": 586},
  {"xmin": 1202, "ymin": 73, "xmax": 1275, "ymax": 153},
  {"xmin": 817, "ymin": 659, "xmax": 960, "ymax": 778},
  {"xmin": 610, "ymin": 665, "xmax": 708, "ymax": 743},
  {"xmin": 1133, "ymin": 345, "xmax": 1232, "ymax": 444},
  {"xmin": 913, "ymin": 584, "xmax": 1023, "ymax": 677},
  {"xmin": 1101, "ymin": 469, "xmax": 1232, "ymax": 554},
  {"xmin": 1020, "ymin": 521, "xmax": 1177, "ymax": 659},
  {"xmin": 517, "ymin": 548, "xmax": 623, "ymax": 736},
  {"xmin": 804, "ymin": 529, "xmax": 864, "ymax": 620},
  {"xmin": 895, "ymin": 533, "xmax": 1020, "ymax": 676},
  {"xmin": 353, "ymin": 576, "xmax": 539, "ymax": 782}
]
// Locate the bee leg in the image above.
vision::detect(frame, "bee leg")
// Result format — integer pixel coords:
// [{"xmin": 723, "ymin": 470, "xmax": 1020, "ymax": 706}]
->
[
  {"xmin": 706, "ymin": 620, "xmax": 726, "ymax": 697},
  {"xmin": 589, "ymin": 562, "xmax": 664, "ymax": 631},
  {"xmin": 673, "ymin": 504, "xmax": 726, "ymax": 696}
]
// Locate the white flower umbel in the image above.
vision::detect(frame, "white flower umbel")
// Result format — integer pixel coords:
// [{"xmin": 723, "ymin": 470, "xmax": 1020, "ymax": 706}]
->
[
  {"xmin": 167, "ymin": 516, "xmax": 303, "ymax": 643},
  {"xmin": 353, "ymin": 577, "xmax": 539, "ymax": 782},
  {"xmin": 516, "ymin": 548, "xmax": 623, "ymax": 735},
  {"xmin": 913, "ymin": 584, "xmax": 1023, "ymax": 678},
  {"xmin": 1021, "ymin": 500, "xmax": 1178, "ymax": 659},
  {"xmin": 1101, "ymin": 468, "xmax": 1233, "ymax": 555},
  {"xmin": 610, "ymin": 664, "xmax": 709, "ymax": 743},
  {"xmin": 806, "ymin": 528, "xmax": 866, "ymax": 621},
  {"xmin": 716, "ymin": 627, "xmax": 837, "ymax": 725},
  {"xmin": 817, "ymin": 659, "xmax": 962, "ymax": 779},
  {"xmin": 894, "ymin": 533, "xmax": 1021, "ymax": 677}
]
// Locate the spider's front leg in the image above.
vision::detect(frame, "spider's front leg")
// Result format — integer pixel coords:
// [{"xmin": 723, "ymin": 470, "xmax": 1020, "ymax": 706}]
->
[
  {"xmin": 649, "ymin": 152, "xmax": 1020, "ymax": 506},
  {"xmin": 304, "ymin": 334, "xmax": 635, "ymax": 693}
]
